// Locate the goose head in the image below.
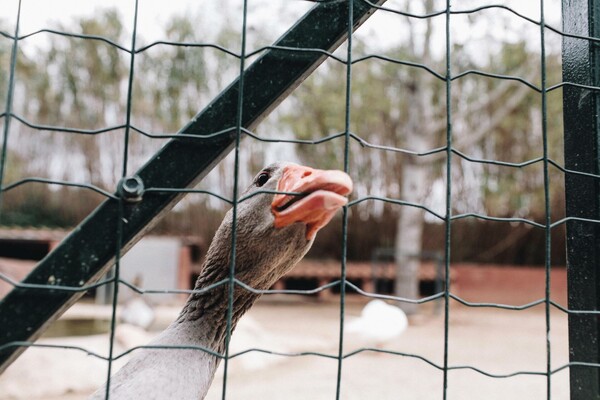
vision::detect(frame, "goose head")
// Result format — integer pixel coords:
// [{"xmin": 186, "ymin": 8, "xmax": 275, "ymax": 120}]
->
[
  {"xmin": 199, "ymin": 161, "xmax": 352, "ymax": 292},
  {"xmin": 179, "ymin": 162, "xmax": 352, "ymax": 341}
]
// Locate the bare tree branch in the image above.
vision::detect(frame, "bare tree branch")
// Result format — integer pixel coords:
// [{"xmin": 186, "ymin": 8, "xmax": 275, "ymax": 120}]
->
[
  {"xmin": 422, "ymin": 70, "xmax": 537, "ymax": 164},
  {"xmin": 427, "ymin": 69, "xmax": 537, "ymax": 135},
  {"xmin": 453, "ymin": 74, "xmax": 535, "ymax": 153}
]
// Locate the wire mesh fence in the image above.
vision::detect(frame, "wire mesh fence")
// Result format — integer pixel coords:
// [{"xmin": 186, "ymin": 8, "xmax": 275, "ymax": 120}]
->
[{"xmin": 0, "ymin": 0, "xmax": 599, "ymax": 399}]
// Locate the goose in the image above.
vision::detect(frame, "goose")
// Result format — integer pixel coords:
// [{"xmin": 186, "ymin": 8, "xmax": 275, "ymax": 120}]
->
[
  {"xmin": 119, "ymin": 296, "xmax": 155, "ymax": 330},
  {"xmin": 90, "ymin": 161, "xmax": 353, "ymax": 400},
  {"xmin": 346, "ymin": 299, "xmax": 408, "ymax": 347},
  {"xmin": 120, "ymin": 276, "xmax": 155, "ymax": 330}
]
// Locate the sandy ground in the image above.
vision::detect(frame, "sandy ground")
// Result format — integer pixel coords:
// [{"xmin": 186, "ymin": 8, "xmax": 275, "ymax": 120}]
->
[
  {"xmin": 206, "ymin": 298, "xmax": 569, "ymax": 400},
  {"xmin": 0, "ymin": 295, "xmax": 569, "ymax": 400}
]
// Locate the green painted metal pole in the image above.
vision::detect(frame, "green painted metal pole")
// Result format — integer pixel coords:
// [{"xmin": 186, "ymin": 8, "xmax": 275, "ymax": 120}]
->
[
  {"xmin": 0, "ymin": 0, "xmax": 386, "ymax": 373},
  {"xmin": 562, "ymin": 0, "xmax": 600, "ymax": 398}
]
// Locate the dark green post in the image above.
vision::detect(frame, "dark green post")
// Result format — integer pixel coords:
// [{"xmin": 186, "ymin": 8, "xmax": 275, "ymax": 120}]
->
[{"xmin": 562, "ymin": 1, "xmax": 600, "ymax": 398}]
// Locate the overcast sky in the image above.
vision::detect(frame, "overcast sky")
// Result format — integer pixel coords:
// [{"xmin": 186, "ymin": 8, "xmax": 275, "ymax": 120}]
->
[
  {"xmin": 3, "ymin": 0, "xmax": 562, "ymax": 48},
  {"xmin": 1, "ymin": 0, "xmax": 564, "ymax": 82}
]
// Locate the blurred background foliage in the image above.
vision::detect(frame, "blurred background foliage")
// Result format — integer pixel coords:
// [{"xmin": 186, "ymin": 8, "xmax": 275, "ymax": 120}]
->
[{"xmin": 0, "ymin": 3, "xmax": 565, "ymax": 266}]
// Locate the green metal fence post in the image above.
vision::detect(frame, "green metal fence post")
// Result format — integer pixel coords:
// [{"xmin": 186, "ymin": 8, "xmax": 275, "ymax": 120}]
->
[{"xmin": 562, "ymin": 1, "xmax": 600, "ymax": 398}]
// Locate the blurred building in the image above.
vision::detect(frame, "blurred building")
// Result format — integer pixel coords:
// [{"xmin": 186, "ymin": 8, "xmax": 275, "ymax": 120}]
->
[
  {"xmin": 0, "ymin": 227, "xmax": 204, "ymax": 304},
  {"xmin": 0, "ymin": 227, "xmax": 449, "ymax": 304}
]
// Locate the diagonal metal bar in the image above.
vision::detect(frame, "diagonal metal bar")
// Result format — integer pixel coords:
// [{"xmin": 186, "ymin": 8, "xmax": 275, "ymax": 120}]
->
[{"xmin": 0, "ymin": 0, "xmax": 386, "ymax": 373}]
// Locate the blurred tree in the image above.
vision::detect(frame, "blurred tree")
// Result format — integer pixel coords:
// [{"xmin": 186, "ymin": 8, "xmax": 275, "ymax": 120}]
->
[
  {"xmin": 1, "ymin": 5, "xmax": 564, "ymax": 278},
  {"xmin": 5, "ymin": 8, "xmax": 263, "ymax": 233},
  {"xmin": 14, "ymin": 9, "xmax": 126, "ymax": 188},
  {"xmin": 280, "ymin": 1, "xmax": 561, "ymax": 312},
  {"xmin": 134, "ymin": 15, "xmax": 209, "ymax": 133}
]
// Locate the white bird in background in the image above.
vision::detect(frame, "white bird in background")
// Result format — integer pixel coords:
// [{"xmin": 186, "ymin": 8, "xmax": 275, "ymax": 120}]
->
[
  {"xmin": 346, "ymin": 299, "xmax": 408, "ymax": 346},
  {"xmin": 120, "ymin": 297, "xmax": 155, "ymax": 330},
  {"xmin": 119, "ymin": 275, "xmax": 155, "ymax": 330}
]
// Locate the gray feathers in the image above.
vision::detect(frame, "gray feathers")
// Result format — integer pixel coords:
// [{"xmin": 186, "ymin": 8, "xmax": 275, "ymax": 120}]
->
[{"xmin": 91, "ymin": 162, "xmax": 314, "ymax": 400}]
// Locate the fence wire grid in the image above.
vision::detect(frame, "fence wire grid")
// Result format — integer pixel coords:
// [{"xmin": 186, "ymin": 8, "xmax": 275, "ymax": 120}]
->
[{"xmin": 0, "ymin": 0, "xmax": 599, "ymax": 399}]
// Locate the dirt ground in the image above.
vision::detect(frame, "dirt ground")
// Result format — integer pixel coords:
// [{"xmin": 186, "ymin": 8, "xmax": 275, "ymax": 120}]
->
[
  {"xmin": 205, "ymin": 299, "xmax": 569, "ymax": 400},
  {"xmin": 0, "ymin": 265, "xmax": 571, "ymax": 399}
]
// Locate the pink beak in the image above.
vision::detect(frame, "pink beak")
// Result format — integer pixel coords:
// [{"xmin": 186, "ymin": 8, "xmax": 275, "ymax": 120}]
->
[{"xmin": 271, "ymin": 164, "xmax": 353, "ymax": 240}]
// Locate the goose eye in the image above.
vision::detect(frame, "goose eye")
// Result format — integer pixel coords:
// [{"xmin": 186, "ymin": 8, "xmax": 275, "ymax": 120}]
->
[{"xmin": 255, "ymin": 172, "xmax": 270, "ymax": 187}]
